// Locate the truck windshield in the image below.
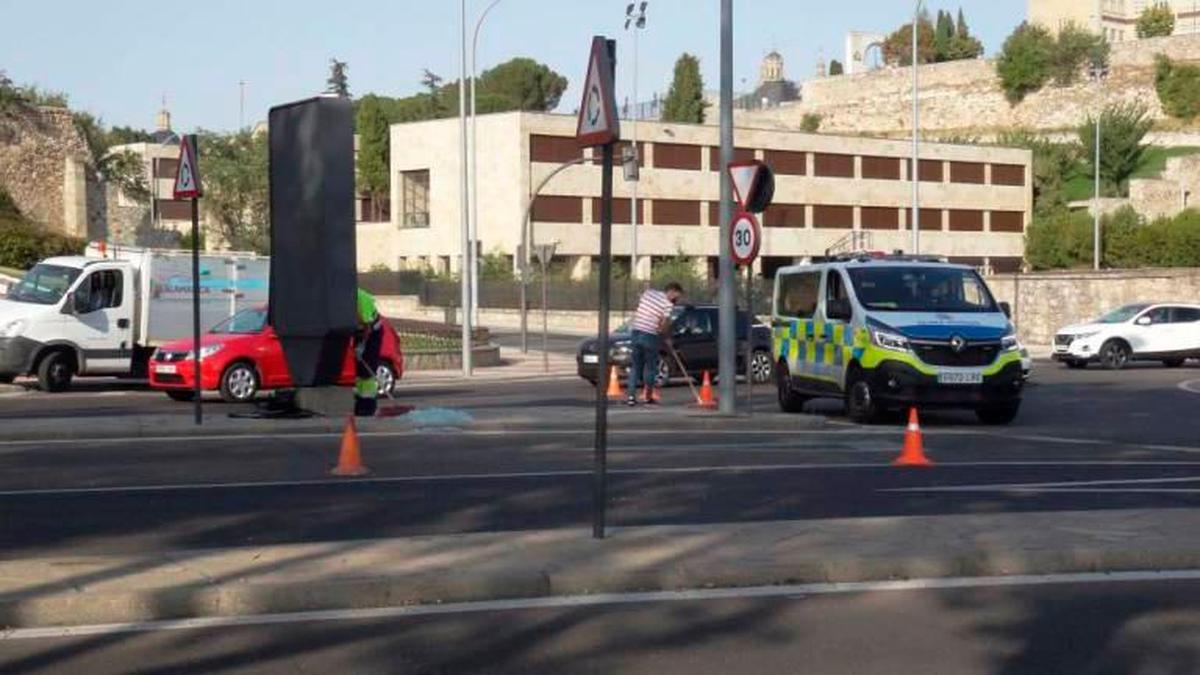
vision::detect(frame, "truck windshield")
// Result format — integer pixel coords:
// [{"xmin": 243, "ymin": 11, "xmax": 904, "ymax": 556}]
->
[
  {"xmin": 210, "ymin": 308, "xmax": 268, "ymax": 334},
  {"xmin": 6, "ymin": 264, "xmax": 82, "ymax": 306},
  {"xmin": 847, "ymin": 266, "xmax": 997, "ymax": 313},
  {"xmin": 1096, "ymin": 304, "xmax": 1149, "ymax": 324}
]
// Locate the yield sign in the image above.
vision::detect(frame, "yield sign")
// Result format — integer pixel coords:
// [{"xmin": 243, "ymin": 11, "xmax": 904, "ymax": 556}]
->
[
  {"xmin": 727, "ymin": 159, "xmax": 775, "ymax": 213},
  {"xmin": 173, "ymin": 134, "xmax": 202, "ymax": 199},
  {"xmin": 576, "ymin": 36, "xmax": 620, "ymax": 147},
  {"xmin": 729, "ymin": 162, "xmax": 761, "ymax": 211}
]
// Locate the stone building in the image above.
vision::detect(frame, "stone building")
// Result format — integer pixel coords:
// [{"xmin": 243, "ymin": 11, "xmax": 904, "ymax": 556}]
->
[
  {"xmin": 1030, "ymin": 0, "xmax": 1200, "ymax": 42},
  {"xmin": 356, "ymin": 111, "xmax": 1033, "ymax": 278},
  {"xmin": 104, "ymin": 106, "xmax": 191, "ymax": 247}
]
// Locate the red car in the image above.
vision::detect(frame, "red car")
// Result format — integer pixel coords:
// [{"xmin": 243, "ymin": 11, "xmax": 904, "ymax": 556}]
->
[{"xmin": 149, "ymin": 306, "xmax": 404, "ymax": 403}]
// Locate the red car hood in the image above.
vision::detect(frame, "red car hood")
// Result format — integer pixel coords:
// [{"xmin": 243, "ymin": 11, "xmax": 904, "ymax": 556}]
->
[{"xmin": 158, "ymin": 332, "xmax": 257, "ymax": 352}]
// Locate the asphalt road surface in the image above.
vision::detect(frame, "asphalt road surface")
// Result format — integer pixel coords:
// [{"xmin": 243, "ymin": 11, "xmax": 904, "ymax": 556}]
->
[
  {"xmin": 0, "ymin": 360, "xmax": 1198, "ymax": 557},
  {"xmin": 1, "ymin": 576, "xmax": 1196, "ymax": 674}
]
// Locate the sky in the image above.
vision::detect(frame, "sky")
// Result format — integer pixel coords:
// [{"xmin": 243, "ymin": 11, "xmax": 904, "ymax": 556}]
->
[{"xmin": 0, "ymin": 0, "xmax": 1025, "ymax": 133}]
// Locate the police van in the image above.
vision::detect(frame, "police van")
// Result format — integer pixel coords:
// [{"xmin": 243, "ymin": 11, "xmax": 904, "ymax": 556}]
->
[{"xmin": 771, "ymin": 254, "xmax": 1025, "ymax": 424}]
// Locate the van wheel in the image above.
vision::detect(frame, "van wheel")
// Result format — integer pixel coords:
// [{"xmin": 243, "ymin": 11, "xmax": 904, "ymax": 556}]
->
[
  {"xmin": 37, "ymin": 351, "xmax": 75, "ymax": 393},
  {"xmin": 219, "ymin": 362, "xmax": 259, "ymax": 403},
  {"xmin": 845, "ymin": 367, "xmax": 882, "ymax": 424},
  {"xmin": 776, "ymin": 360, "xmax": 809, "ymax": 413},
  {"xmin": 976, "ymin": 401, "xmax": 1021, "ymax": 425}
]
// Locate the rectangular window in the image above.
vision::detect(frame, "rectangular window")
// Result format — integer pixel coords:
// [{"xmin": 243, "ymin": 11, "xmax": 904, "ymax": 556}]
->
[
  {"xmin": 401, "ymin": 170, "xmax": 430, "ymax": 227},
  {"xmin": 777, "ymin": 271, "xmax": 821, "ymax": 318},
  {"xmin": 707, "ymin": 200, "xmax": 737, "ymax": 227},
  {"xmin": 861, "ymin": 206, "xmax": 899, "ymax": 230},
  {"xmin": 153, "ymin": 158, "xmax": 178, "ymax": 179},
  {"xmin": 912, "ymin": 208, "xmax": 943, "ymax": 230},
  {"xmin": 990, "ymin": 211, "xmax": 1024, "ymax": 232},
  {"xmin": 709, "ymin": 146, "xmax": 755, "ymax": 170},
  {"xmin": 812, "ymin": 205, "xmax": 854, "ymax": 229},
  {"xmin": 764, "ymin": 150, "xmax": 807, "ymax": 176},
  {"xmin": 763, "ymin": 203, "xmax": 806, "ymax": 228},
  {"xmin": 861, "ymin": 156, "xmax": 901, "ymax": 180},
  {"xmin": 591, "ymin": 198, "xmax": 643, "ymax": 225},
  {"xmin": 991, "ymin": 164, "xmax": 1026, "ymax": 186},
  {"xmin": 948, "ymin": 209, "xmax": 984, "ymax": 231},
  {"xmin": 653, "ymin": 143, "xmax": 702, "ymax": 170},
  {"xmin": 530, "ymin": 135, "xmax": 581, "ymax": 163},
  {"xmin": 1171, "ymin": 307, "xmax": 1200, "ymax": 323},
  {"xmin": 74, "ymin": 270, "xmax": 123, "ymax": 314},
  {"xmin": 950, "ymin": 161, "xmax": 986, "ymax": 184},
  {"xmin": 907, "ymin": 159, "xmax": 944, "ymax": 182},
  {"xmin": 652, "ymin": 199, "xmax": 701, "ymax": 226},
  {"xmin": 156, "ymin": 199, "xmax": 191, "ymax": 221},
  {"xmin": 531, "ymin": 195, "xmax": 582, "ymax": 223},
  {"xmin": 991, "ymin": 257, "xmax": 1022, "ymax": 273},
  {"xmin": 359, "ymin": 195, "xmax": 391, "ymax": 222},
  {"xmin": 813, "ymin": 153, "xmax": 855, "ymax": 178}
]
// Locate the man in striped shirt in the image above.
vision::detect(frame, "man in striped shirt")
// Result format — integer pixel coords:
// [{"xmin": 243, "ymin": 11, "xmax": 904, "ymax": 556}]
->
[{"xmin": 626, "ymin": 281, "xmax": 684, "ymax": 406}]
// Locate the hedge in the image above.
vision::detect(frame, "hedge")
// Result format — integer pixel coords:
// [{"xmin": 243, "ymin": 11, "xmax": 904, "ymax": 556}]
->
[
  {"xmin": 1026, "ymin": 206, "xmax": 1200, "ymax": 270},
  {"xmin": 0, "ymin": 219, "xmax": 86, "ymax": 271}
]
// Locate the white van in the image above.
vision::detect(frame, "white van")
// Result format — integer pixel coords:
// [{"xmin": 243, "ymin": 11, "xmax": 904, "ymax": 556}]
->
[
  {"xmin": 0, "ymin": 245, "xmax": 267, "ymax": 391},
  {"xmin": 772, "ymin": 255, "xmax": 1025, "ymax": 424}
]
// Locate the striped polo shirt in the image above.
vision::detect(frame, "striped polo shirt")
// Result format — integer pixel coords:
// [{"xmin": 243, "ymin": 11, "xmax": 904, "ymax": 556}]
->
[{"xmin": 631, "ymin": 289, "xmax": 674, "ymax": 334}]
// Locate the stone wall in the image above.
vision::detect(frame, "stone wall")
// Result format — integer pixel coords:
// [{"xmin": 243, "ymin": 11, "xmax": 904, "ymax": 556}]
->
[
  {"xmin": 0, "ymin": 106, "xmax": 94, "ymax": 235},
  {"xmin": 738, "ymin": 33, "xmax": 1200, "ymax": 138},
  {"xmin": 987, "ymin": 268, "xmax": 1200, "ymax": 345}
]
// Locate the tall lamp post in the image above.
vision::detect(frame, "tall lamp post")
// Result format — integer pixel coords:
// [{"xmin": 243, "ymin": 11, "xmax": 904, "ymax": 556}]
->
[
  {"xmin": 458, "ymin": 0, "xmax": 473, "ymax": 376},
  {"xmin": 470, "ymin": 0, "xmax": 504, "ymax": 329},
  {"xmin": 624, "ymin": 2, "xmax": 648, "ymax": 281},
  {"xmin": 911, "ymin": 0, "xmax": 923, "ymax": 254},
  {"xmin": 1090, "ymin": 62, "xmax": 1109, "ymax": 271}
]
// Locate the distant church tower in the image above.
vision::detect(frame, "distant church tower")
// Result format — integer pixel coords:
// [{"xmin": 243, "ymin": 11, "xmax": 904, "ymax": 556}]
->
[{"xmin": 760, "ymin": 50, "xmax": 784, "ymax": 84}]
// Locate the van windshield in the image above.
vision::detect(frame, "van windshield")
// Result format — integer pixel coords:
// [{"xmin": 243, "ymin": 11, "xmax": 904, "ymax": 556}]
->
[
  {"xmin": 6, "ymin": 264, "xmax": 82, "ymax": 306},
  {"xmin": 847, "ymin": 266, "xmax": 997, "ymax": 313}
]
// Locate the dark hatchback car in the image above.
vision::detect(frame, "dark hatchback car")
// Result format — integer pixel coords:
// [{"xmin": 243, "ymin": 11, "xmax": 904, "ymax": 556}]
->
[{"xmin": 577, "ymin": 305, "xmax": 773, "ymax": 386}]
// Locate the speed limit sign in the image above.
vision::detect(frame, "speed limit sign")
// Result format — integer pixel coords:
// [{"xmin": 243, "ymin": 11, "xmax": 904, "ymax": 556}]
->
[{"xmin": 730, "ymin": 211, "xmax": 761, "ymax": 266}]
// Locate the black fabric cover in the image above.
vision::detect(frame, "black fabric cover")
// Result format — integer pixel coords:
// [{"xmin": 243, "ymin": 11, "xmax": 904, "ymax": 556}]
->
[{"xmin": 268, "ymin": 96, "xmax": 357, "ymax": 386}]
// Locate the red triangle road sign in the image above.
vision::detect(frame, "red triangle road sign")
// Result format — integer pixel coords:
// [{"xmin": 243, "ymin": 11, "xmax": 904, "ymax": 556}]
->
[
  {"xmin": 173, "ymin": 134, "xmax": 202, "ymax": 199},
  {"xmin": 576, "ymin": 37, "xmax": 620, "ymax": 147}
]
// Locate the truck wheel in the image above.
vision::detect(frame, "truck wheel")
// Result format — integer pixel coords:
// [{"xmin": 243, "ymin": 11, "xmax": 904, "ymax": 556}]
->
[
  {"xmin": 776, "ymin": 360, "xmax": 809, "ymax": 413},
  {"xmin": 1099, "ymin": 340, "xmax": 1131, "ymax": 370},
  {"xmin": 845, "ymin": 367, "xmax": 882, "ymax": 424},
  {"xmin": 166, "ymin": 390, "xmax": 196, "ymax": 402},
  {"xmin": 976, "ymin": 401, "xmax": 1021, "ymax": 425},
  {"xmin": 219, "ymin": 362, "xmax": 259, "ymax": 403},
  {"xmin": 37, "ymin": 351, "xmax": 75, "ymax": 393}
]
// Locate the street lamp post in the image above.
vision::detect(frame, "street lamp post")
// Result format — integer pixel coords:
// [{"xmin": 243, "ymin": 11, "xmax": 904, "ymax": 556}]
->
[
  {"xmin": 470, "ymin": 0, "xmax": 504, "ymax": 330},
  {"xmin": 1090, "ymin": 63, "xmax": 1109, "ymax": 271},
  {"xmin": 624, "ymin": 2, "xmax": 648, "ymax": 281},
  {"xmin": 911, "ymin": 0, "xmax": 922, "ymax": 254},
  {"xmin": 458, "ymin": 0, "xmax": 473, "ymax": 376}
]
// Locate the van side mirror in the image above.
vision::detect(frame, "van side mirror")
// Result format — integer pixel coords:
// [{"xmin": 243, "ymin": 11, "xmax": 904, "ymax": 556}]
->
[
  {"xmin": 1136, "ymin": 316, "xmax": 1152, "ymax": 326},
  {"xmin": 827, "ymin": 298, "xmax": 852, "ymax": 322},
  {"xmin": 60, "ymin": 292, "xmax": 75, "ymax": 315},
  {"xmin": 999, "ymin": 301, "xmax": 1012, "ymax": 318}
]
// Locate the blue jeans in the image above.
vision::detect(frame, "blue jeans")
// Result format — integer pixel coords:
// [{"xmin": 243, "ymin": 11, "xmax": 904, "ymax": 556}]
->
[{"xmin": 627, "ymin": 330, "xmax": 661, "ymax": 398}]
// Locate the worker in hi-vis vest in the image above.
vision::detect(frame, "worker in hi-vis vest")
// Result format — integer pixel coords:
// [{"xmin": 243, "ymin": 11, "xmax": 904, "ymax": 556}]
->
[{"xmin": 354, "ymin": 288, "xmax": 384, "ymax": 416}]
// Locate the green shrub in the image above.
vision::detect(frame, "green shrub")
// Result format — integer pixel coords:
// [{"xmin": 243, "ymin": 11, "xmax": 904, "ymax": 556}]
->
[
  {"xmin": 0, "ymin": 220, "xmax": 86, "ymax": 270},
  {"xmin": 1078, "ymin": 103, "xmax": 1153, "ymax": 197},
  {"xmin": 1028, "ymin": 206, "xmax": 1200, "ymax": 270},
  {"xmin": 997, "ymin": 23, "xmax": 1055, "ymax": 103},
  {"xmin": 800, "ymin": 113, "xmax": 822, "ymax": 133},
  {"xmin": 1137, "ymin": 2, "xmax": 1176, "ymax": 38},
  {"xmin": 1155, "ymin": 55, "xmax": 1200, "ymax": 120}
]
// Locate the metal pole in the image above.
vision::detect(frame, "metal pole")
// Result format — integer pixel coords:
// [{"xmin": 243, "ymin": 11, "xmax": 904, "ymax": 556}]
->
[
  {"xmin": 520, "ymin": 258, "xmax": 528, "ymax": 354},
  {"xmin": 717, "ymin": 0, "xmax": 736, "ymax": 414},
  {"xmin": 470, "ymin": 0, "xmax": 502, "ymax": 330},
  {"xmin": 458, "ymin": 0, "xmax": 473, "ymax": 376},
  {"xmin": 1094, "ymin": 109, "xmax": 1101, "ymax": 270},
  {"xmin": 631, "ymin": 20, "xmax": 640, "ymax": 282},
  {"xmin": 911, "ymin": 0, "xmax": 921, "ymax": 254},
  {"xmin": 744, "ymin": 264, "xmax": 752, "ymax": 415},
  {"xmin": 541, "ymin": 257, "xmax": 549, "ymax": 373},
  {"xmin": 593, "ymin": 41, "xmax": 616, "ymax": 541},
  {"xmin": 190, "ymin": 195, "xmax": 202, "ymax": 425}
]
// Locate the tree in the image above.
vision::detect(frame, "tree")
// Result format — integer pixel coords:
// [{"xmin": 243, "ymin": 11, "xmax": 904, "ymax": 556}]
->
[
  {"xmin": 828, "ymin": 59, "xmax": 844, "ymax": 76},
  {"xmin": 477, "ymin": 58, "xmax": 568, "ymax": 111},
  {"xmin": 996, "ymin": 22, "xmax": 1055, "ymax": 103},
  {"xmin": 944, "ymin": 7, "xmax": 984, "ymax": 61},
  {"xmin": 1049, "ymin": 23, "xmax": 1108, "ymax": 86},
  {"xmin": 106, "ymin": 125, "xmax": 154, "ymax": 146},
  {"xmin": 997, "ymin": 129, "xmax": 1080, "ymax": 216},
  {"xmin": 934, "ymin": 10, "xmax": 954, "ymax": 62},
  {"xmin": 199, "ymin": 131, "xmax": 270, "ymax": 253},
  {"xmin": 355, "ymin": 96, "xmax": 391, "ymax": 221},
  {"xmin": 1078, "ymin": 103, "xmax": 1153, "ymax": 196},
  {"xmin": 882, "ymin": 12, "xmax": 936, "ymax": 66},
  {"xmin": 800, "ymin": 113, "xmax": 822, "ymax": 133},
  {"xmin": 662, "ymin": 53, "xmax": 707, "ymax": 124},
  {"xmin": 1155, "ymin": 55, "xmax": 1200, "ymax": 119},
  {"xmin": 1137, "ymin": 2, "xmax": 1176, "ymax": 38},
  {"xmin": 326, "ymin": 58, "xmax": 350, "ymax": 98}
]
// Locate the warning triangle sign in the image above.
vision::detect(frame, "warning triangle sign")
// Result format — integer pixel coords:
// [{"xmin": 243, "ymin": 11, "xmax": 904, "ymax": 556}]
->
[
  {"xmin": 729, "ymin": 163, "xmax": 761, "ymax": 211},
  {"xmin": 173, "ymin": 135, "xmax": 202, "ymax": 199},
  {"xmin": 576, "ymin": 37, "xmax": 619, "ymax": 147}
]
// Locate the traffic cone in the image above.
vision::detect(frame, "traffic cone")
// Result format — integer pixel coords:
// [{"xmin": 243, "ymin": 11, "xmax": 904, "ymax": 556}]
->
[
  {"xmin": 697, "ymin": 371, "xmax": 718, "ymax": 409},
  {"xmin": 893, "ymin": 408, "xmax": 932, "ymax": 467},
  {"xmin": 606, "ymin": 365, "xmax": 623, "ymax": 400},
  {"xmin": 331, "ymin": 415, "xmax": 370, "ymax": 476}
]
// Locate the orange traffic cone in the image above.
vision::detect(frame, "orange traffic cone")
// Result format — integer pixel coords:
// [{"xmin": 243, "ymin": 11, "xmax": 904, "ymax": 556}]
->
[
  {"xmin": 331, "ymin": 415, "xmax": 370, "ymax": 476},
  {"xmin": 697, "ymin": 371, "xmax": 718, "ymax": 409},
  {"xmin": 893, "ymin": 408, "xmax": 932, "ymax": 467},
  {"xmin": 606, "ymin": 365, "xmax": 623, "ymax": 400}
]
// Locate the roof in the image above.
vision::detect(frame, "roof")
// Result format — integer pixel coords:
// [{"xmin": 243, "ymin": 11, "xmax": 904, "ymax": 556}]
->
[
  {"xmin": 39, "ymin": 256, "xmax": 100, "ymax": 269},
  {"xmin": 776, "ymin": 257, "xmax": 971, "ymax": 276}
]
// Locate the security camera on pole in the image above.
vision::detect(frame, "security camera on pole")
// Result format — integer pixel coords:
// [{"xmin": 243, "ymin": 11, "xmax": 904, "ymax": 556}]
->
[
  {"xmin": 173, "ymin": 134, "xmax": 203, "ymax": 426},
  {"xmin": 577, "ymin": 35, "xmax": 620, "ymax": 540},
  {"xmin": 727, "ymin": 159, "xmax": 774, "ymax": 413}
]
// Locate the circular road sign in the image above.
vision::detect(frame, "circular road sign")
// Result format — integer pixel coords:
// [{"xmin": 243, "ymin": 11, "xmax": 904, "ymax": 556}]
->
[{"xmin": 731, "ymin": 211, "xmax": 761, "ymax": 266}]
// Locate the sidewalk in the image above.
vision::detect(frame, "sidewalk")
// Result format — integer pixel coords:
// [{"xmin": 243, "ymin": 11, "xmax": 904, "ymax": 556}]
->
[
  {"xmin": 405, "ymin": 347, "xmax": 577, "ymax": 383},
  {"xmin": 1, "ymin": 508, "xmax": 1196, "ymax": 628}
]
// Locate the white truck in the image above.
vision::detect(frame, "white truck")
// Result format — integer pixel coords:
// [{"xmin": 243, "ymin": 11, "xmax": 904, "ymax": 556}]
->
[{"xmin": 0, "ymin": 244, "xmax": 268, "ymax": 391}]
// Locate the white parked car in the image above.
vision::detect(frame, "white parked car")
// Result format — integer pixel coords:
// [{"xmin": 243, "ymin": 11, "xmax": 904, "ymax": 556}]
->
[{"xmin": 1053, "ymin": 303, "xmax": 1200, "ymax": 370}]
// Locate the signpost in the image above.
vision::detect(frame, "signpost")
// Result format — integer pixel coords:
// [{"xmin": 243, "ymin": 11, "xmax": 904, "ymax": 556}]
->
[
  {"xmin": 534, "ymin": 242, "xmax": 558, "ymax": 374},
  {"xmin": 577, "ymin": 35, "xmax": 620, "ymax": 540},
  {"xmin": 727, "ymin": 160, "xmax": 774, "ymax": 414},
  {"xmin": 173, "ymin": 134, "xmax": 203, "ymax": 425}
]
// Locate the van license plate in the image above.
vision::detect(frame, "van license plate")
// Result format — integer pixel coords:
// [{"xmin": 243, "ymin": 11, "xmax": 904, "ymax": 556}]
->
[
  {"xmin": 582, "ymin": 355, "xmax": 599, "ymax": 364},
  {"xmin": 938, "ymin": 371, "xmax": 982, "ymax": 385},
  {"xmin": 155, "ymin": 364, "xmax": 178, "ymax": 374}
]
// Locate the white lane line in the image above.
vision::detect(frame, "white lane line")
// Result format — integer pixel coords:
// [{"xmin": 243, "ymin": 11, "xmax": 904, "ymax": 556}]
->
[
  {"xmin": 4, "ymin": 461, "xmax": 1200, "ymax": 498},
  {"xmin": 882, "ymin": 475, "xmax": 1200, "ymax": 493},
  {"xmin": 1178, "ymin": 379, "xmax": 1200, "ymax": 395},
  {"xmin": 5, "ymin": 568, "xmax": 1200, "ymax": 641}
]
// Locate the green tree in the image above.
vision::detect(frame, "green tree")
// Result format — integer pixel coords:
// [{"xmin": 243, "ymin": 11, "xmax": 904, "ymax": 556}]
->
[
  {"xmin": 944, "ymin": 7, "xmax": 984, "ymax": 61},
  {"xmin": 996, "ymin": 22, "xmax": 1055, "ymax": 103},
  {"xmin": 1154, "ymin": 55, "xmax": 1200, "ymax": 120},
  {"xmin": 934, "ymin": 10, "xmax": 954, "ymax": 61},
  {"xmin": 355, "ymin": 96, "xmax": 391, "ymax": 221},
  {"xmin": 326, "ymin": 58, "xmax": 350, "ymax": 97},
  {"xmin": 1137, "ymin": 2, "xmax": 1176, "ymax": 38},
  {"xmin": 1078, "ymin": 102, "xmax": 1153, "ymax": 197},
  {"xmin": 828, "ymin": 59, "xmax": 844, "ymax": 76},
  {"xmin": 882, "ymin": 12, "xmax": 936, "ymax": 66},
  {"xmin": 997, "ymin": 129, "xmax": 1081, "ymax": 216},
  {"xmin": 1049, "ymin": 23, "xmax": 1109, "ymax": 86},
  {"xmin": 662, "ymin": 53, "xmax": 707, "ymax": 124},
  {"xmin": 800, "ymin": 113, "xmax": 822, "ymax": 132},
  {"xmin": 106, "ymin": 125, "xmax": 154, "ymax": 146},
  {"xmin": 199, "ymin": 131, "xmax": 270, "ymax": 253},
  {"xmin": 477, "ymin": 58, "xmax": 569, "ymax": 111}
]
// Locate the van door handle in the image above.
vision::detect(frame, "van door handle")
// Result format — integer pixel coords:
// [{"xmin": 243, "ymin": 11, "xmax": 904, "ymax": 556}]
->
[{"xmin": 118, "ymin": 319, "xmax": 130, "ymax": 329}]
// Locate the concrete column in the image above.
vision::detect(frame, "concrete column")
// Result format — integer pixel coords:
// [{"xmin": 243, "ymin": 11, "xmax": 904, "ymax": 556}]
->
[
  {"xmin": 570, "ymin": 255, "xmax": 593, "ymax": 280},
  {"xmin": 853, "ymin": 206, "xmax": 862, "ymax": 230},
  {"xmin": 691, "ymin": 257, "xmax": 708, "ymax": 279},
  {"xmin": 984, "ymin": 210, "xmax": 992, "ymax": 232},
  {"xmin": 805, "ymin": 205, "xmax": 815, "ymax": 229},
  {"xmin": 635, "ymin": 255, "xmax": 653, "ymax": 279},
  {"xmin": 853, "ymin": 155, "xmax": 863, "ymax": 179},
  {"xmin": 62, "ymin": 157, "xmax": 89, "ymax": 238}
]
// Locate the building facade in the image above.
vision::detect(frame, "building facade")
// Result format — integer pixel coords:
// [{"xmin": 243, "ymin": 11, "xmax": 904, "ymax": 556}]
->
[
  {"xmin": 105, "ymin": 106, "xmax": 193, "ymax": 246},
  {"xmin": 359, "ymin": 112, "xmax": 1031, "ymax": 279},
  {"xmin": 1030, "ymin": 0, "xmax": 1200, "ymax": 42}
]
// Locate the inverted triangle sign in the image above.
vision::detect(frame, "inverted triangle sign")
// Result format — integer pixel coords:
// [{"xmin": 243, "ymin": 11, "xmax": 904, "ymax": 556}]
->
[
  {"xmin": 173, "ymin": 135, "xmax": 202, "ymax": 199},
  {"xmin": 576, "ymin": 37, "xmax": 619, "ymax": 147},
  {"xmin": 729, "ymin": 163, "xmax": 760, "ymax": 211}
]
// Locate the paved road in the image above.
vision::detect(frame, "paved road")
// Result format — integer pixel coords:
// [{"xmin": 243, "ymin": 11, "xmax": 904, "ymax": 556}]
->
[
  {"xmin": 490, "ymin": 330, "xmax": 582, "ymax": 355},
  {"xmin": 1, "ymin": 576, "xmax": 1196, "ymax": 673}
]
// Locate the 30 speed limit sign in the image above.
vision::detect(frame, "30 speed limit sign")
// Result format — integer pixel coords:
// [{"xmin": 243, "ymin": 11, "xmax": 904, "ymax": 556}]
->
[{"xmin": 730, "ymin": 211, "xmax": 761, "ymax": 266}]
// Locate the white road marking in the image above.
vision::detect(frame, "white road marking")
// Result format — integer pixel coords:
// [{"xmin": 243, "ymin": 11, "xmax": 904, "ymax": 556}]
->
[
  {"xmin": 882, "ymin": 475, "xmax": 1200, "ymax": 493},
  {"xmin": 4, "ymin": 568, "xmax": 1200, "ymax": 641},
  {"xmin": 4, "ymin": 461, "xmax": 1200, "ymax": 498},
  {"xmin": 1178, "ymin": 379, "xmax": 1200, "ymax": 395}
]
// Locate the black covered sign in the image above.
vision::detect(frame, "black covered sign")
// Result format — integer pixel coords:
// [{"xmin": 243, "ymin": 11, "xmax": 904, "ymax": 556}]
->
[{"xmin": 268, "ymin": 96, "xmax": 357, "ymax": 386}]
